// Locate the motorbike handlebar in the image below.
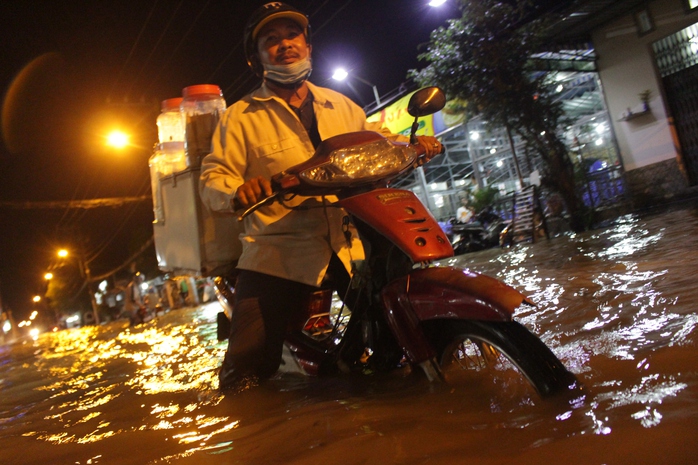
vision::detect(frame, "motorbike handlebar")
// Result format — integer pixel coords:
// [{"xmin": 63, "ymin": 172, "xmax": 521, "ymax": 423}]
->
[
  {"xmin": 414, "ymin": 141, "xmax": 445, "ymax": 166},
  {"xmin": 231, "ymin": 140, "xmax": 443, "ymax": 221}
]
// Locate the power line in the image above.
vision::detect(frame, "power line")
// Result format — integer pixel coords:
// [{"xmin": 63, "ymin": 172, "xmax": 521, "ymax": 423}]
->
[
  {"xmin": 0, "ymin": 195, "xmax": 150, "ymax": 210},
  {"xmin": 84, "ymin": 180, "xmax": 151, "ymax": 264},
  {"xmin": 107, "ymin": 0, "xmax": 163, "ymax": 101},
  {"xmin": 125, "ymin": 0, "xmax": 188, "ymax": 98},
  {"xmin": 89, "ymin": 235, "xmax": 155, "ymax": 283},
  {"xmin": 141, "ymin": 0, "xmax": 214, "ymax": 98}
]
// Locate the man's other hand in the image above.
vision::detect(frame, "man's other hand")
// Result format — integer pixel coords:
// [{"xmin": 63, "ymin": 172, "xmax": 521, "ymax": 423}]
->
[{"xmin": 415, "ymin": 135, "xmax": 443, "ymax": 161}]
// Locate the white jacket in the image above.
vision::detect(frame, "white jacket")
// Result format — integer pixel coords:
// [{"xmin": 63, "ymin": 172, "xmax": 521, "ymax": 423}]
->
[{"xmin": 200, "ymin": 81, "xmax": 404, "ymax": 286}]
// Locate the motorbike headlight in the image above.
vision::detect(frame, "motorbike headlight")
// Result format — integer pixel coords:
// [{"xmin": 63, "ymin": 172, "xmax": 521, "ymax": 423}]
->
[{"xmin": 299, "ymin": 139, "xmax": 417, "ymax": 185}]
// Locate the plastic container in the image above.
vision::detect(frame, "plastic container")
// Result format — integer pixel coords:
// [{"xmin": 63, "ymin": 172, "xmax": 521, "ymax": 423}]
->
[
  {"xmin": 157, "ymin": 97, "xmax": 185, "ymax": 144},
  {"xmin": 149, "ymin": 141, "xmax": 187, "ymax": 222},
  {"xmin": 181, "ymin": 84, "xmax": 226, "ymax": 167}
]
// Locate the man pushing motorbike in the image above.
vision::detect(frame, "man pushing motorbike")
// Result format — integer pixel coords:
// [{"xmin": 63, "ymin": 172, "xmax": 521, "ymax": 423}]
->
[{"xmin": 199, "ymin": 2, "xmax": 442, "ymax": 389}]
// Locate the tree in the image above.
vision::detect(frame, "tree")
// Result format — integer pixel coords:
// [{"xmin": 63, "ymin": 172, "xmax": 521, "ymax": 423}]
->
[
  {"xmin": 409, "ymin": 0, "xmax": 586, "ymax": 232},
  {"xmin": 471, "ymin": 185, "xmax": 499, "ymax": 214}
]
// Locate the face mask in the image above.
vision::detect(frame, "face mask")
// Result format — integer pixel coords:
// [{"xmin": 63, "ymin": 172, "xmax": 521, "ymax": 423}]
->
[{"xmin": 263, "ymin": 57, "xmax": 312, "ymax": 86}]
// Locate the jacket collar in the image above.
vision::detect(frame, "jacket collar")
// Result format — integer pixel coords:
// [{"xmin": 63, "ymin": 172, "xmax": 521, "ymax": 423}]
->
[{"xmin": 252, "ymin": 81, "xmax": 336, "ymax": 109}]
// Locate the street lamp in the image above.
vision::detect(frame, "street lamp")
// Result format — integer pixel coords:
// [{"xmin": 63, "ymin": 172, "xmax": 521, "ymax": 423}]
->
[
  {"xmin": 332, "ymin": 68, "xmax": 348, "ymax": 81},
  {"xmin": 332, "ymin": 68, "xmax": 381, "ymax": 107},
  {"xmin": 106, "ymin": 130, "xmax": 130, "ymax": 149}
]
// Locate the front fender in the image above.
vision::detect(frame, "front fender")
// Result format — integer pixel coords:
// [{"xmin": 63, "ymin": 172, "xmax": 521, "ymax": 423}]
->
[
  {"xmin": 383, "ymin": 266, "xmax": 532, "ymax": 321},
  {"xmin": 380, "ymin": 266, "xmax": 532, "ymax": 363}
]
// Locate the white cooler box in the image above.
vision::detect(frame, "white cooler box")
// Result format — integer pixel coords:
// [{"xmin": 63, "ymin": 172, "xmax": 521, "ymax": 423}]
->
[{"xmin": 153, "ymin": 167, "xmax": 241, "ymax": 277}]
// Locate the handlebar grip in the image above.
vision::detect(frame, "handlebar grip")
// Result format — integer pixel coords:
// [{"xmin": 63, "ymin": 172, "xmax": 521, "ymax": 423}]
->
[{"xmin": 413, "ymin": 143, "xmax": 444, "ymax": 166}]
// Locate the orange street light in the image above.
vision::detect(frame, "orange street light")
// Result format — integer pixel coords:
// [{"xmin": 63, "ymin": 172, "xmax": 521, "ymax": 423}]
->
[
  {"xmin": 44, "ymin": 272, "xmax": 54, "ymax": 280},
  {"xmin": 57, "ymin": 249, "xmax": 69, "ymax": 258},
  {"xmin": 33, "ymin": 295, "xmax": 41, "ymax": 303},
  {"xmin": 106, "ymin": 130, "xmax": 130, "ymax": 149}
]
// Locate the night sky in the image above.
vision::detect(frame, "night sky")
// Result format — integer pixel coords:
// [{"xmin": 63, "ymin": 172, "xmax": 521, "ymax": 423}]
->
[{"xmin": 0, "ymin": 0, "xmax": 457, "ymax": 319}]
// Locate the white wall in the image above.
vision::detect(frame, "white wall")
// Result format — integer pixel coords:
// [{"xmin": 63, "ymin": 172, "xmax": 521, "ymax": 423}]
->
[{"xmin": 593, "ymin": 0, "xmax": 698, "ymax": 170}]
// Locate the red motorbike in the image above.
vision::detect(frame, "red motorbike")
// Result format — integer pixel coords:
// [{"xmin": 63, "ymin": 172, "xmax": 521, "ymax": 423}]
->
[{"xmin": 215, "ymin": 87, "xmax": 580, "ymax": 398}]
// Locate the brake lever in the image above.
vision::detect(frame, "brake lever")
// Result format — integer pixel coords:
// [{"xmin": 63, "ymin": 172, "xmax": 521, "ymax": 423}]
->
[{"xmin": 236, "ymin": 193, "xmax": 278, "ymax": 221}]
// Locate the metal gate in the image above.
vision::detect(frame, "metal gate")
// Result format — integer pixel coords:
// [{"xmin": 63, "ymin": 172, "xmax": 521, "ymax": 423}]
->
[{"xmin": 653, "ymin": 22, "xmax": 698, "ymax": 185}]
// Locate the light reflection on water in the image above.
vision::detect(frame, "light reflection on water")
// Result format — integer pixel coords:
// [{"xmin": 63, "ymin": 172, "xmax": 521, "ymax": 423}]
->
[{"xmin": 1, "ymin": 205, "xmax": 698, "ymax": 464}]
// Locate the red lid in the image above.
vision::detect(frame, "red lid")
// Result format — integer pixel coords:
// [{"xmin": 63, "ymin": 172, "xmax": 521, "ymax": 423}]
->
[
  {"xmin": 161, "ymin": 97, "xmax": 183, "ymax": 111},
  {"xmin": 182, "ymin": 84, "xmax": 223, "ymax": 99}
]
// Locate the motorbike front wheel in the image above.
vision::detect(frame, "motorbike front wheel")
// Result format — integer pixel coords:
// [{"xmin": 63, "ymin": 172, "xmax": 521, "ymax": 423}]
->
[{"xmin": 424, "ymin": 320, "xmax": 580, "ymax": 398}]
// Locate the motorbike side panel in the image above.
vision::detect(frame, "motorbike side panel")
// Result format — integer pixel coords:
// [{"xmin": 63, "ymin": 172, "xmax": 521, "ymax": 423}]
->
[
  {"xmin": 381, "ymin": 266, "xmax": 532, "ymax": 363},
  {"xmin": 339, "ymin": 189, "xmax": 454, "ymax": 262}
]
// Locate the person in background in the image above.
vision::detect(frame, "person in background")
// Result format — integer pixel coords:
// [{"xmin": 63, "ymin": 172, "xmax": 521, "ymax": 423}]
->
[
  {"xmin": 124, "ymin": 272, "xmax": 145, "ymax": 326},
  {"xmin": 544, "ymin": 192, "xmax": 569, "ymax": 237},
  {"xmin": 199, "ymin": 2, "xmax": 443, "ymax": 389},
  {"xmin": 179, "ymin": 279, "xmax": 189, "ymax": 306},
  {"xmin": 456, "ymin": 197, "xmax": 474, "ymax": 223}
]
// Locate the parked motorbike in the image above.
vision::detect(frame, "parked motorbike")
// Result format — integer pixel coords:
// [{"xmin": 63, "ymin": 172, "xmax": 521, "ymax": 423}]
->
[
  {"xmin": 215, "ymin": 87, "xmax": 580, "ymax": 398},
  {"xmin": 450, "ymin": 208, "xmax": 507, "ymax": 255}
]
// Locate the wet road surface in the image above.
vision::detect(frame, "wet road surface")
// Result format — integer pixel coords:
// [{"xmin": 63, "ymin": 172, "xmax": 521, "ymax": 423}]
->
[{"xmin": 1, "ymin": 203, "xmax": 697, "ymax": 464}]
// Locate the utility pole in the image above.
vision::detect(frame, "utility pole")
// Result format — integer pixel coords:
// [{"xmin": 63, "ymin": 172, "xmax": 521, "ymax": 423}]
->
[
  {"xmin": 83, "ymin": 259, "xmax": 100, "ymax": 325},
  {"xmin": 77, "ymin": 245, "xmax": 100, "ymax": 325},
  {"xmin": 57, "ymin": 227, "xmax": 101, "ymax": 326},
  {"xmin": 506, "ymin": 125, "xmax": 525, "ymax": 189}
]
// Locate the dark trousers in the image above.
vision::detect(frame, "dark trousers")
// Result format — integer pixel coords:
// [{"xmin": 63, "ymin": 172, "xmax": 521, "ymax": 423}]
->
[{"xmin": 219, "ymin": 253, "xmax": 352, "ymax": 387}]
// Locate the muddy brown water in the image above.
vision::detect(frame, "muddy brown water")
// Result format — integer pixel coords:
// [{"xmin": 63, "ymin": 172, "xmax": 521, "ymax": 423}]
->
[{"xmin": 1, "ymin": 204, "xmax": 697, "ymax": 464}]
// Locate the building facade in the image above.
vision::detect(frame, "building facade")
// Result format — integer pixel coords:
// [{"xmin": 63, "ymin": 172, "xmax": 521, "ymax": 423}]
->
[
  {"xmin": 557, "ymin": 0, "xmax": 698, "ymax": 206},
  {"xmin": 365, "ymin": 0, "xmax": 698, "ymax": 223}
]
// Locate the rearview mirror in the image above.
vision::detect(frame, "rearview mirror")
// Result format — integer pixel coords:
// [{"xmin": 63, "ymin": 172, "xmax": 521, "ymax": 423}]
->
[
  {"xmin": 407, "ymin": 87, "xmax": 446, "ymax": 144},
  {"xmin": 407, "ymin": 87, "xmax": 446, "ymax": 117}
]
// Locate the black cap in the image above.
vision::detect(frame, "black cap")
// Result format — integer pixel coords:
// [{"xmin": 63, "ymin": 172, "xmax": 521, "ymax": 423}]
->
[{"xmin": 244, "ymin": 2, "xmax": 310, "ymax": 76}]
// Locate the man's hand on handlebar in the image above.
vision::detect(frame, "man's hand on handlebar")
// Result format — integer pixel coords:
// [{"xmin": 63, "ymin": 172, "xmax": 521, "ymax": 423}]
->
[
  {"xmin": 234, "ymin": 176, "xmax": 273, "ymax": 209},
  {"xmin": 415, "ymin": 135, "xmax": 443, "ymax": 162}
]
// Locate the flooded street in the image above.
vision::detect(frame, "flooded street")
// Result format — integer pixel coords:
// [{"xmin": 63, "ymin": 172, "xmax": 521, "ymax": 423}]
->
[{"xmin": 1, "ymin": 203, "xmax": 698, "ymax": 465}]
